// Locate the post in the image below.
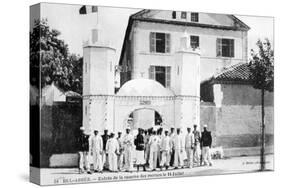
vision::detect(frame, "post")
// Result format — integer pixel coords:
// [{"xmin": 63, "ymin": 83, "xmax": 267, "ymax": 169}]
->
[{"xmin": 260, "ymin": 88, "xmax": 265, "ymax": 171}]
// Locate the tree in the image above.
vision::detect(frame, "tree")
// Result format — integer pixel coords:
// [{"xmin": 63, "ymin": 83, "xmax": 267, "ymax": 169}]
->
[
  {"xmin": 249, "ymin": 38, "xmax": 274, "ymax": 171},
  {"xmin": 30, "ymin": 19, "xmax": 82, "ymax": 94}
]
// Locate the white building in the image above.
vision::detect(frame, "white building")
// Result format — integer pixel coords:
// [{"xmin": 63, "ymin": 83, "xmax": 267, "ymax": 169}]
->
[{"xmin": 83, "ymin": 10, "xmax": 250, "ymax": 134}]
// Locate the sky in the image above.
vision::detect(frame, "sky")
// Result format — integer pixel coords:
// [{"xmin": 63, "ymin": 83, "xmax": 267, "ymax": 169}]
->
[{"xmin": 31, "ymin": 3, "xmax": 274, "ymax": 63}]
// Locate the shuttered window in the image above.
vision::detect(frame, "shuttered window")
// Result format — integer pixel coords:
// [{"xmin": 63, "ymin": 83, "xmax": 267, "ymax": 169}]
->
[
  {"xmin": 181, "ymin": 12, "xmax": 187, "ymax": 19},
  {"xmin": 172, "ymin": 11, "xmax": 177, "ymax": 19},
  {"xmin": 191, "ymin": 12, "xmax": 199, "ymax": 22},
  {"xmin": 149, "ymin": 66, "xmax": 171, "ymax": 88},
  {"xmin": 216, "ymin": 38, "xmax": 234, "ymax": 57},
  {"xmin": 216, "ymin": 38, "xmax": 222, "ymax": 56},
  {"xmin": 165, "ymin": 67, "xmax": 171, "ymax": 88},
  {"xmin": 149, "ymin": 32, "xmax": 156, "ymax": 53},
  {"xmin": 149, "ymin": 32, "xmax": 171, "ymax": 53},
  {"xmin": 149, "ymin": 66, "xmax": 155, "ymax": 80},
  {"xmin": 165, "ymin": 34, "xmax": 170, "ymax": 53},
  {"xmin": 190, "ymin": 35, "xmax": 199, "ymax": 48}
]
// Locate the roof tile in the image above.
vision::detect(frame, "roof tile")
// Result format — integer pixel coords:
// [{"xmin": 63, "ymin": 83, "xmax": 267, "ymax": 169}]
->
[{"xmin": 213, "ymin": 63, "xmax": 252, "ymax": 82}]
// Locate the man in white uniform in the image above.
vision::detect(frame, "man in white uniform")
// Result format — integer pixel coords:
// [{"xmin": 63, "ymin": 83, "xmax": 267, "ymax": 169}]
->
[
  {"xmin": 185, "ymin": 127, "xmax": 195, "ymax": 168},
  {"xmin": 173, "ymin": 128, "xmax": 184, "ymax": 169},
  {"xmin": 169, "ymin": 128, "xmax": 175, "ymax": 167},
  {"xmin": 89, "ymin": 130, "xmax": 103, "ymax": 172},
  {"xmin": 149, "ymin": 130, "xmax": 159, "ymax": 171},
  {"xmin": 123, "ymin": 127, "xmax": 134, "ymax": 172},
  {"xmin": 116, "ymin": 132, "xmax": 124, "ymax": 171},
  {"xmin": 193, "ymin": 124, "xmax": 201, "ymax": 167},
  {"xmin": 106, "ymin": 133, "xmax": 119, "ymax": 172},
  {"xmin": 160, "ymin": 130, "xmax": 171, "ymax": 170}
]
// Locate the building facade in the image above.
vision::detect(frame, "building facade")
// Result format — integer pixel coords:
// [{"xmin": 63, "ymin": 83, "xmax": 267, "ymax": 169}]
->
[{"xmin": 83, "ymin": 10, "xmax": 250, "ymax": 135}]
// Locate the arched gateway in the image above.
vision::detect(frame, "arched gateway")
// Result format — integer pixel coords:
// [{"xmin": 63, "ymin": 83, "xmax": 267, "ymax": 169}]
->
[
  {"xmin": 114, "ymin": 79, "xmax": 175, "ymax": 132},
  {"xmin": 82, "ymin": 29, "xmax": 201, "ymax": 134}
]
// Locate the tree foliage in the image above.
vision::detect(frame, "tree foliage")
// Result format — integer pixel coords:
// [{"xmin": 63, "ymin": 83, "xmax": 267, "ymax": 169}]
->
[
  {"xmin": 30, "ymin": 19, "xmax": 82, "ymax": 94},
  {"xmin": 249, "ymin": 38, "xmax": 274, "ymax": 171},
  {"xmin": 249, "ymin": 38, "xmax": 274, "ymax": 92}
]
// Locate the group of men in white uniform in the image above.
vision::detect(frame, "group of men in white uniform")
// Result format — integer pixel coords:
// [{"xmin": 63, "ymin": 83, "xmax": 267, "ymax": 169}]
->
[{"xmin": 78, "ymin": 124, "xmax": 213, "ymax": 174}]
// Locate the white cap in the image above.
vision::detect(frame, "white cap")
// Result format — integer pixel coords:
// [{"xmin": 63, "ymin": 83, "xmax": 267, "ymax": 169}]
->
[
  {"xmin": 203, "ymin": 124, "xmax": 208, "ymax": 128},
  {"xmin": 80, "ymin": 127, "xmax": 85, "ymax": 130},
  {"xmin": 126, "ymin": 127, "xmax": 131, "ymax": 130}
]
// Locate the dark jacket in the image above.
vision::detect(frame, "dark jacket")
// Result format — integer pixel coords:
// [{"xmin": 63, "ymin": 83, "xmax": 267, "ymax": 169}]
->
[
  {"xmin": 77, "ymin": 132, "xmax": 89, "ymax": 151},
  {"xmin": 201, "ymin": 131, "xmax": 212, "ymax": 147},
  {"xmin": 102, "ymin": 134, "xmax": 109, "ymax": 151},
  {"xmin": 134, "ymin": 134, "xmax": 145, "ymax": 151}
]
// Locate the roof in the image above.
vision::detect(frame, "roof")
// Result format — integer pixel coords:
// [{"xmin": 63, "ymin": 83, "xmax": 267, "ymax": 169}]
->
[
  {"xmin": 116, "ymin": 78, "xmax": 174, "ymax": 97},
  {"xmin": 202, "ymin": 63, "xmax": 253, "ymax": 85},
  {"xmin": 119, "ymin": 10, "xmax": 250, "ymax": 66}
]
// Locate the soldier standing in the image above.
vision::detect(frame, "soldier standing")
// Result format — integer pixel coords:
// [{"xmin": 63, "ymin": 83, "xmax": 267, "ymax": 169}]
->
[
  {"xmin": 106, "ymin": 133, "xmax": 119, "ymax": 172},
  {"xmin": 89, "ymin": 130, "xmax": 103, "ymax": 173},
  {"xmin": 116, "ymin": 131, "xmax": 124, "ymax": 171},
  {"xmin": 169, "ymin": 127, "xmax": 175, "ymax": 167},
  {"xmin": 77, "ymin": 127, "xmax": 90, "ymax": 174},
  {"xmin": 201, "ymin": 124, "xmax": 213, "ymax": 166},
  {"xmin": 173, "ymin": 128, "xmax": 184, "ymax": 169},
  {"xmin": 160, "ymin": 130, "xmax": 171, "ymax": 170},
  {"xmin": 185, "ymin": 127, "xmax": 195, "ymax": 168},
  {"xmin": 101, "ymin": 129, "xmax": 110, "ymax": 169},
  {"xmin": 134, "ymin": 128, "xmax": 146, "ymax": 172},
  {"xmin": 156, "ymin": 128, "xmax": 163, "ymax": 168},
  {"xmin": 193, "ymin": 124, "xmax": 201, "ymax": 167},
  {"xmin": 123, "ymin": 127, "xmax": 134, "ymax": 172},
  {"xmin": 144, "ymin": 128, "xmax": 152, "ymax": 165},
  {"xmin": 148, "ymin": 130, "xmax": 159, "ymax": 171}
]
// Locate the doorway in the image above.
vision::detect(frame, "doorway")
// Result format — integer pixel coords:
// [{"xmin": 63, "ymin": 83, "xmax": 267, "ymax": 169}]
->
[{"xmin": 126, "ymin": 108, "xmax": 163, "ymax": 131}]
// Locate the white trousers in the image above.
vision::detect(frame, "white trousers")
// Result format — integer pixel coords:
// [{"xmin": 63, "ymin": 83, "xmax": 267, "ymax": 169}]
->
[
  {"xmin": 102, "ymin": 152, "xmax": 109, "ymax": 169},
  {"xmin": 93, "ymin": 151, "xmax": 103, "ymax": 171},
  {"xmin": 193, "ymin": 145, "xmax": 201, "ymax": 166},
  {"xmin": 202, "ymin": 146, "xmax": 212, "ymax": 165},
  {"xmin": 149, "ymin": 150, "xmax": 158, "ymax": 170},
  {"xmin": 78, "ymin": 151, "xmax": 89, "ymax": 171},
  {"xmin": 185, "ymin": 148, "xmax": 193, "ymax": 168},
  {"xmin": 174, "ymin": 149, "xmax": 184, "ymax": 167},
  {"xmin": 124, "ymin": 147, "xmax": 133, "ymax": 171},
  {"xmin": 118, "ymin": 152, "xmax": 124, "ymax": 170},
  {"xmin": 160, "ymin": 150, "xmax": 170, "ymax": 167},
  {"xmin": 108, "ymin": 152, "xmax": 118, "ymax": 171}
]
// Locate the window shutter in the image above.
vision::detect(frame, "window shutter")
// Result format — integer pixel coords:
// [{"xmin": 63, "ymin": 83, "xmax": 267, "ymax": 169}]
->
[
  {"xmin": 216, "ymin": 38, "xmax": 222, "ymax": 57},
  {"xmin": 150, "ymin": 32, "xmax": 156, "ymax": 52},
  {"xmin": 230, "ymin": 39, "xmax": 234, "ymax": 57},
  {"xmin": 165, "ymin": 34, "xmax": 171, "ymax": 53},
  {"xmin": 149, "ymin": 66, "xmax": 155, "ymax": 80},
  {"xmin": 165, "ymin": 67, "xmax": 171, "ymax": 88}
]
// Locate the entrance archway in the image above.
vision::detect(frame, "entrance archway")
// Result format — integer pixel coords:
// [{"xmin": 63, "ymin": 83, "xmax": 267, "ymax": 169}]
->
[{"xmin": 126, "ymin": 108, "xmax": 163, "ymax": 131}]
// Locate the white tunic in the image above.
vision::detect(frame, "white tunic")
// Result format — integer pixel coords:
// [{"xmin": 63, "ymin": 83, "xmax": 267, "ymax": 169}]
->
[
  {"xmin": 149, "ymin": 135, "xmax": 160, "ymax": 152},
  {"xmin": 161, "ymin": 136, "xmax": 171, "ymax": 151},
  {"xmin": 89, "ymin": 135, "xmax": 103, "ymax": 153},
  {"xmin": 123, "ymin": 133, "xmax": 134, "ymax": 149},
  {"xmin": 106, "ymin": 138, "xmax": 119, "ymax": 154},
  {"xmin": 185, "ymin": 133, "xmax": 195, "ymax": 148},
  {"xmin": 173, "ymin": 134, "xmax": 184, "ymax": 150}
]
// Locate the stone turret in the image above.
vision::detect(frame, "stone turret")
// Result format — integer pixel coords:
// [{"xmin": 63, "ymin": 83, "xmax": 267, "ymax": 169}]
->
[
  {"xmin": 174, "ymin": 32, "xmax": 201, "ymax": 130},
  {"xmin": 83, "ymin": 28, "xmax": 116, "ymax": 133}
]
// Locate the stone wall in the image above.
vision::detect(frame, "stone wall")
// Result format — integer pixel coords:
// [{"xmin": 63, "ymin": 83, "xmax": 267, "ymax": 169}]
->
[
  {"xmin": 200, "ymin": 83, "xmax": 274, "ymax": 153},
  {"xmin": 40, "ymin": 102, "xmax": 82, "ymax": 167}
]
